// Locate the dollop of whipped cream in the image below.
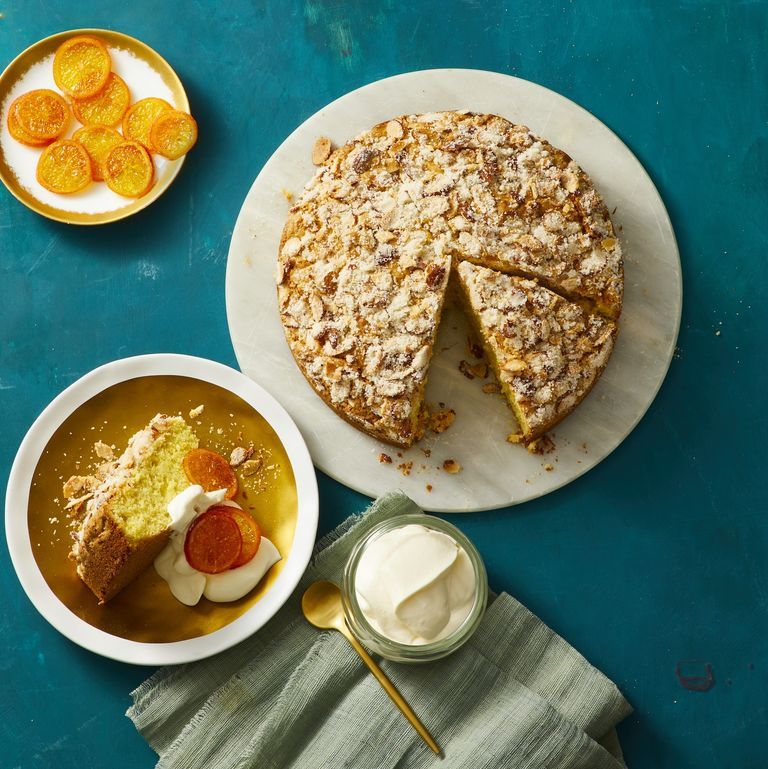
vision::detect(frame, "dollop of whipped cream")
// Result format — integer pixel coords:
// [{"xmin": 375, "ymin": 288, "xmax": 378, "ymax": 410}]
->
[
  {"xmin": 355, "ymin": 524, "xmax": 476, "ymax": 645},
  {"xmin": 154, "ymin": 485, "xmax": 280, "ymax": 606}
]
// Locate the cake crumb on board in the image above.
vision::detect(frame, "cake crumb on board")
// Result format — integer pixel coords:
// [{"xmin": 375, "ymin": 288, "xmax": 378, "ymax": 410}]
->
[
  {"xmin": 428, "ymin": 407, "xmax": 456, "ymax": 434},
  {"xmin": 442, "ymin": 459, "xmax": 461, "ymax": 474},
  {"xmin": 467, "ymin": 336, "xmax": 484, "ymax": 359},
  {"xmin": 527, "ymin": 434, "xmax": 556, "ymax": 455},
  {"xmin": 312, "ymin": 136, "xmax": 332, "ymax": 165}
]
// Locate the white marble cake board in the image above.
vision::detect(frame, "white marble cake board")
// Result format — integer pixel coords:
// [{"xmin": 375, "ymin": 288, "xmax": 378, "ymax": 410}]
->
[{"xmin": 225, "ymin": 69, "xmax": 682, "ymax": 513}]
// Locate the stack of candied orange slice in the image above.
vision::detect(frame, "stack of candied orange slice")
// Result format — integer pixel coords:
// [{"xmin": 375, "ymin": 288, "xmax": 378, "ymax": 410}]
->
[
  {"xmin": 7, "ymin": 35, "xmax": 197, "ymax": 198},
  {"xmin": 180, "ymin": 448, "xmax": 262, "ymax": 573}
]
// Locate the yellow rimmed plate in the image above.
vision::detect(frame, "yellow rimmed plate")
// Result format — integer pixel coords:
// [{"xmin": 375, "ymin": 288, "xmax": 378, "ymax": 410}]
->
[{"xmin": 0, "ymin": 29, "xmax": 189, "ymax": 225}]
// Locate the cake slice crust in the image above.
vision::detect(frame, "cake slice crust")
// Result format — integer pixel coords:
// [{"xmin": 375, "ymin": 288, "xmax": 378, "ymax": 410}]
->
[{"xmin": 456, "ymin": 261, "xmax": 617, "ymax": 443}]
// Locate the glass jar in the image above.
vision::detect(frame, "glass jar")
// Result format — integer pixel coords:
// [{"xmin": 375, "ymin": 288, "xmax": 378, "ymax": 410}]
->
[{"xmin": 342, "ymin": 513, "xmax": 488, "ymax": 663}]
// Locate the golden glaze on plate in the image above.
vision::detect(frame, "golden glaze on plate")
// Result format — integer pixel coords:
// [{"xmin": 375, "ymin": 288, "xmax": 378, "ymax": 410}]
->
[{"xmin": 27, "ymin": 375, "xmax": 298, "ymax": 643}]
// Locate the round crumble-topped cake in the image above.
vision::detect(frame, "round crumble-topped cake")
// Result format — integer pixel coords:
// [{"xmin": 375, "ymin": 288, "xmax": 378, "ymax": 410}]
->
[{"xmin": 277, "ymin": 111, "xmax": 623, "ymax": 448}]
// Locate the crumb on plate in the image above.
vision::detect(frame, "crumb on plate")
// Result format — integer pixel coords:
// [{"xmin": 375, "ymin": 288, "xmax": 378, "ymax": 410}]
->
[
  {"xmin": 428, "ymin": 407, "xmax": 456, "ymax": 434},
  {"xmin": 241, "ymin": 458, "xmax": 263, "ymax": 476},
  {"xmin": 93, "ymin": 441, "xmax": 113, "ymax": 460},
  {"xmin": 312, "ymin": 136, "xmax": 332, "ymax": 165},
  {"xmin": 230, "ymin": 444, "xmax": 254, "ymax": 467}
]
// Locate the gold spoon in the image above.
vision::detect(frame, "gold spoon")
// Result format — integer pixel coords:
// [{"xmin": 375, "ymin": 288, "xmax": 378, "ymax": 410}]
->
[{"xmin": 301, "ymin": 580, "xmax": 442, "ymax": 756}]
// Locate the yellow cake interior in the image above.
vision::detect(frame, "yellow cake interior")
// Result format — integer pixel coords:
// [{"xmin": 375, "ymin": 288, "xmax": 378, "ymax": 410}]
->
[
  {"xmin": 108, "ymin": 419, "xmax": 197, "ymax": 542},
  {"xmin": 454, "ymin": 280, "xmax": 529, "ymax": 440}
]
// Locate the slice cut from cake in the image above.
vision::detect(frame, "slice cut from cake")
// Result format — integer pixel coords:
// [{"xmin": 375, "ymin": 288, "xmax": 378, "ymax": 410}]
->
[
  {"xmin": 455, "ymin": 261, "xmax": 617, "ymax": 444},
  {"xmin": 69, "ymin": 414, "xmax": 198, "ymax": 603}
]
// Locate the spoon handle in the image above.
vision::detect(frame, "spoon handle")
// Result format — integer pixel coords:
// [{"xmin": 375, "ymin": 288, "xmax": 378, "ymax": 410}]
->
[{"xmin": 338, "ymin": 622, "xmax": 441, "ymax": 756}]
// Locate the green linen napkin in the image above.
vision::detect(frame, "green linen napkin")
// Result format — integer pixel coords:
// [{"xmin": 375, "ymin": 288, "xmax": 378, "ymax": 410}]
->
[{"xmin": 128, "ymin": 491, "xmax": 632, "ymax": 769}]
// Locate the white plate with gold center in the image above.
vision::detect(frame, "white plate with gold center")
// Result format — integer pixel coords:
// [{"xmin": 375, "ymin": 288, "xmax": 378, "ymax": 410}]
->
[
  {"xmin": 225, "ymin": 69, "xmax": 682, "ymax": 513},
  {"xmin": 5, "ymin": 354, "xmax": 318, "ymax": 665}
]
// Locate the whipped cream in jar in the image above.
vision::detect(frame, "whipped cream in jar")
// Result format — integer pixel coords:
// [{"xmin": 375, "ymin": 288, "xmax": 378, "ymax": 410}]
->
[{"xmin": 342, "ymin": 513, "xmax": 487, "ymax": 662}]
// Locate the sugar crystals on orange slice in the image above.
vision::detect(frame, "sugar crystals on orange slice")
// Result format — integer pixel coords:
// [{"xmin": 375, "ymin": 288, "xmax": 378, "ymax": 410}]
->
[
  {"xmin": 53, "ymin": 36, "xmax": 111, "ymax": 99},
  {"xmin": 149, "ymin": 109, "xmax": 198, "ymax": 159},
  {"xmin": 36, "ymin": 139, "xmax": 92, "ymax": 194},
  {"xmin": 7, "ymin": 103, "xmax": 50, "ymax": 146},
  {"xmin": 72, "ymin": 72, "xmax": 130, "ymax": 127},
  {"xmin": 122, "ymin": 97, "xmax": 172, "ymax": 149},
  {"xmin": 11, "ymin": 90, "xmax": 69, "ymax": 141},
  {"xmin": 73, "ymin": 125, "xmax": 122, "ymax": 181},
  {"xmin": 103, "ymin": 140, "xmax": 155, "ymax": 197}
]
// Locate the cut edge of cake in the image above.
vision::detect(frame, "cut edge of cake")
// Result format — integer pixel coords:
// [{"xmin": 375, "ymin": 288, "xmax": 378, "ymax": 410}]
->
[{"xmin": 457, "ymin": 250, "xmax": 623, "ymax": 321}]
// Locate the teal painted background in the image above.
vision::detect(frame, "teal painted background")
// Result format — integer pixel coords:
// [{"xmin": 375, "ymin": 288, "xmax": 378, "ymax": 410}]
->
[{"xmin": 1, "ymin": 1, "xmax": 766, "ymax": 767}]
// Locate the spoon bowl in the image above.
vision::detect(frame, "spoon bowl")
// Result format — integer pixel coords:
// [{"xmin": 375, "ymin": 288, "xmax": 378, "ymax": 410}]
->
[{"xmin": 301, "ymin": 580, "xmax": 346, "ymax": 631}]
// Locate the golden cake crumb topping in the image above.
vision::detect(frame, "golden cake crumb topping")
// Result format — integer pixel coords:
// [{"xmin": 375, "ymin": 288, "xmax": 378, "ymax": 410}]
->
[{"xmin": 457, "ymin": 261, "xmax": 617, "ymax": 441}]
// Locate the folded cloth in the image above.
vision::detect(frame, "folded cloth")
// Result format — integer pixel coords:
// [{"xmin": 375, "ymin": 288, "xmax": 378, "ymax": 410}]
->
[{"xmin": 128, "ymin": 491, "xmax": 632, "ymax": 769}]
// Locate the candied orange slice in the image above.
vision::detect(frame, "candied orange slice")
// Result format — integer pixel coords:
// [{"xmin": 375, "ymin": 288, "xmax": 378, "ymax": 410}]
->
[
  {"xmin": 122, "ymin": 97, "xmax": 172, "ymax": 149},
  {"xmin": 182, "ymin": 448, "xmax": 238, "ymax": 499},
  {"xmin": 53, "ymin": 36, "xmax": 111, "ymax": 99},
  {"xmin": 7, "ymin": 104, "xmax": 49, "ymax": 146},
  {"xmin": 225, "ymin": 507, "xmax": 262, "ymax": 567},
  {"xmin": 11, "ymin": 90, "xmax": 69, "ymax": 140},
  {"xmin": 103, "ymin": 141, "xmax": 155, "ymax": 197},
  {"xmin": 36, "ymin": 140, "xmax": 92, "ymax": 194},
  {"xmin": 184, "ymin": 508, "xmax": 242, "ymax": 574},
  {"xmin": 72, "ymin": 72, "xmax": 130, "ymax": 127},
  {"xmin": 149, "ymin": 110, "xmax": 198, "ymax": 159},
  {"xmin": 73, "ymin": 125, "xmax": 122, "ymax": 181}
]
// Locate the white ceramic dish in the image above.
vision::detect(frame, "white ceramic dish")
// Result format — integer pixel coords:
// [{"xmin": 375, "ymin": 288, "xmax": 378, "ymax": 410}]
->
[
  {"xmin": 226, "ymin": 68, "xmax": 682, "ymax": 513},
  {"xmin": 4, "ymin": 354, "xmax": 318, "ymax": 665}
]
